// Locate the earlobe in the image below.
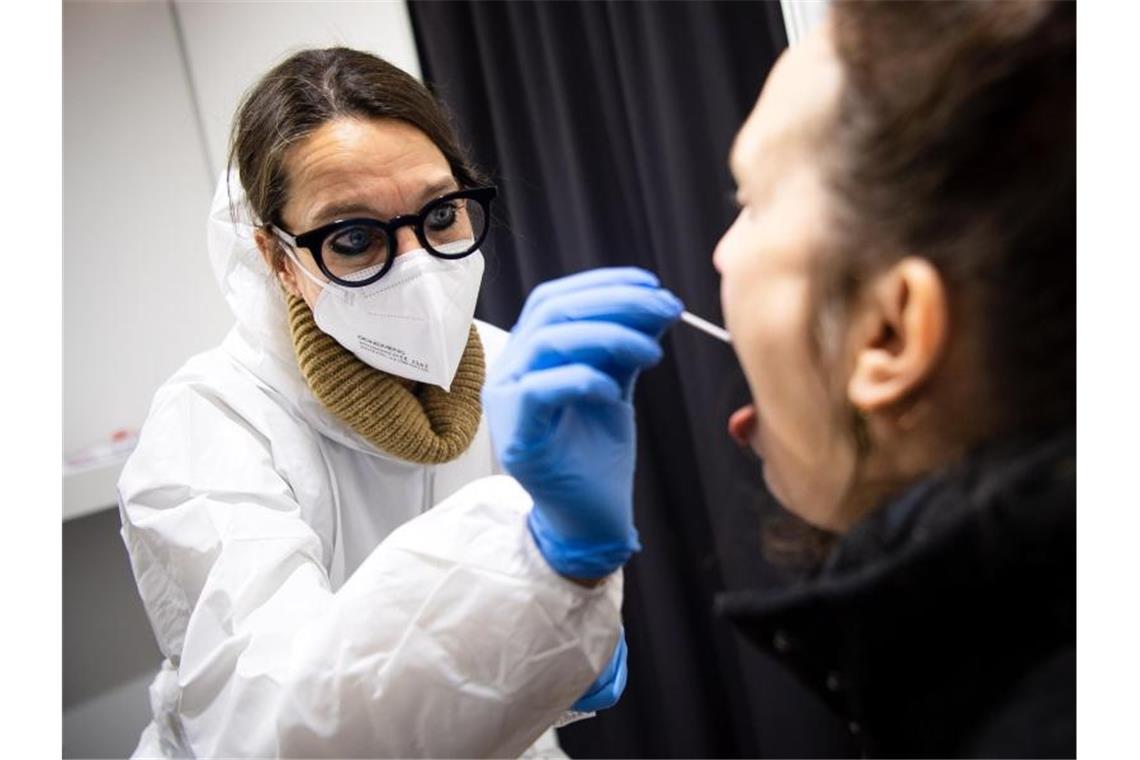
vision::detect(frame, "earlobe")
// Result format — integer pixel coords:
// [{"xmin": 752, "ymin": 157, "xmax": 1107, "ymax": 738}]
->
[{"xmin": 847, "ymin": 257, "xmax": 948, "ymax": 414}]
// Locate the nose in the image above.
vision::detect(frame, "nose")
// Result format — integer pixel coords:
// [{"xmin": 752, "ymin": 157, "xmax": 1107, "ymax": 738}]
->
[
  {"xmin": 711, "ymin": 213, "xmax": 741, "ymax": 275},
  {"xmin": 393, "ymin": 226, "xmax": 420, "ymax": 257}
]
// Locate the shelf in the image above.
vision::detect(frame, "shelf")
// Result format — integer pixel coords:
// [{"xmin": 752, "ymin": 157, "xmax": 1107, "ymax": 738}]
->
[{"xmin": 63, "ymin": 457, "xmax": 128, "ymax": 522}]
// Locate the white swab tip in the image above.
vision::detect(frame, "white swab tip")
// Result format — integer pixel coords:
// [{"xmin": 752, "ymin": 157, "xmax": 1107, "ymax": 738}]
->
[{"xmin": 679, "ymin": 310, "xmax": 731, "ymax": 344}]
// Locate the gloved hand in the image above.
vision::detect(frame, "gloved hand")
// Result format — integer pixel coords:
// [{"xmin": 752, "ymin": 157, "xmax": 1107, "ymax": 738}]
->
[
  {"xmin": 483, "ymin": 267, "xmax": 684, "ymax": 579},
  {"xmin": 571, "ymin": 630, "xmax": 628, "ymax": 713}
]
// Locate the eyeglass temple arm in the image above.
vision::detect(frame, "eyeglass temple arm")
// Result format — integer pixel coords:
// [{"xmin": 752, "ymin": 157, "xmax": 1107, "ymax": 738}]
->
[{"xmin": 267, "ymin": 224, "xmax": 297, "ymax": 246}]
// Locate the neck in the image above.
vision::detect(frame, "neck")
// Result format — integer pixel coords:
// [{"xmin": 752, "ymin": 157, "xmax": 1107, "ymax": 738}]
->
[{"xmin": 836, "ymin": 407, "xmax": 978, "ymax": 534}]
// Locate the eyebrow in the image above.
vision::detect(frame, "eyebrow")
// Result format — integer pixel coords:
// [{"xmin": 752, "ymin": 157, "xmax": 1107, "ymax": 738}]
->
[
  {"xmin": 418, "ymin": 177, "xmax": 461, "ymax": 204},
  {"xmin": 311, "ymin": 177, "xmax": 461, "ymax": 225}
]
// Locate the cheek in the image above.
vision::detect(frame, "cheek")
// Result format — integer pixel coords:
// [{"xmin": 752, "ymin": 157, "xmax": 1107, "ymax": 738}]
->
[
  {"xmin": 281, "ymin": 250, "xmax": 326, "ymax": 308},
  {"xmin": 752, "ymin": 328, "xmax": 856, "ymax": 529},
  {"xmin": 744, "ymin": 288, "xmax": 825, "ymax": 459},
  {"xmin": 727, "ymin": 260, "xmax": 854, "ymax": 527},
  {"xmin": 714, "ymin": 218, "xmax": 761, "ymax": 336},
  {"xmin": 299, "ymin": 274, "xmax": 325, "ymax": 310}
]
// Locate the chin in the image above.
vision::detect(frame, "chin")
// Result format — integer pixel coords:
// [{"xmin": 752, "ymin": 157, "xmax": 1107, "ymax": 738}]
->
[{"xmin": 760, "ymin": 462, "xmax": 790, "ymax": 510}]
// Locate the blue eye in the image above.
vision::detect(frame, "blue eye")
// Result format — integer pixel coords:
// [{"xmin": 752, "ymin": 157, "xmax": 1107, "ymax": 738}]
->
[
  {"xmin": 329, "ymin": 226, "xmax": 380, "ymax": 257},
  {"xmin": 425, "ymin": 203, "xmax": 459, "ymax": 232}
]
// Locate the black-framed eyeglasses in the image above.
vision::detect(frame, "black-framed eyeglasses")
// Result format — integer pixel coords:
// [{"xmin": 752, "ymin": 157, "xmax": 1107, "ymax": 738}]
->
[{"xmin": 270, "ymin": 185, "xmax": 497, "ymax": 288}]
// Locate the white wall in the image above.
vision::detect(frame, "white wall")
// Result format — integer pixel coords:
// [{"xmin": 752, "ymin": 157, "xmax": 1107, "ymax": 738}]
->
[
  {"xmin": 175, "ymin": 0, "xmax": 422, "ymax": 178},
  {"xmin": 64, "ymin": 0, "xmax": 229, "ymax": 457}
]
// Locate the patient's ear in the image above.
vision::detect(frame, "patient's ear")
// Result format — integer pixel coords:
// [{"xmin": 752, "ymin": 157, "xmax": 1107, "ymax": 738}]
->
[
  {"xmin": 254, "ymin": 228, "xmax": 301, "ymax": 298},
  {"xmin": 846, "ymin": 257, "xmax": 948, "ymax": 413}
]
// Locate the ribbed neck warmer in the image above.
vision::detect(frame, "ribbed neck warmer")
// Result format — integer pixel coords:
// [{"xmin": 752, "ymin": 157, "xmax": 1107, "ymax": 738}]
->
[{"xmin": 286, "ymin": 295, "xmax": 484, "ymax": 464}]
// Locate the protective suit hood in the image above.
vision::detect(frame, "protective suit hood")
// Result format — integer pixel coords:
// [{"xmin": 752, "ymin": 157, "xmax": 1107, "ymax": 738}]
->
[{"xmin": 206, "ymin": 171, "xmax": 454, "ymax": 458}]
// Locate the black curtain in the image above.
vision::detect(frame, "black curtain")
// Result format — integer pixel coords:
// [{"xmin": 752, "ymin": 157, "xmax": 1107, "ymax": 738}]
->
[{"xmin": 409, "ymin": 2, "xmax": 850, "ymax": 756}]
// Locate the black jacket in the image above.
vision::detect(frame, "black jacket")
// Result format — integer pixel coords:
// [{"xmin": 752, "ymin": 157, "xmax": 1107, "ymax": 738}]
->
[{"xmin": 717, "ymin": 431, "xmax": 1075, "ymax": 758}]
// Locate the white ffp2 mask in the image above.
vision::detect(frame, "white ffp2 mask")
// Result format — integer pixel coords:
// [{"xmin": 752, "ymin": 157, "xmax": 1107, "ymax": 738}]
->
[{"xmin": 286, "ymin": 248, "xmax": 484, "ymax": 391}]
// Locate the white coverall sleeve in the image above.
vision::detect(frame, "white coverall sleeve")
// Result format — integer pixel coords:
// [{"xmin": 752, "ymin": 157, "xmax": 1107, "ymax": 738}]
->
[{"xmin": 119, "ymin": 388, "xmax": 622, "ymax": 758}]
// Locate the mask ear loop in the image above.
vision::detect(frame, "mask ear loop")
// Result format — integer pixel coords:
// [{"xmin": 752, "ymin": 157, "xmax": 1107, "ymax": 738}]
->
[{"xmin": 269, "ymin": 225, "xmax": 393, "ymax": 297}]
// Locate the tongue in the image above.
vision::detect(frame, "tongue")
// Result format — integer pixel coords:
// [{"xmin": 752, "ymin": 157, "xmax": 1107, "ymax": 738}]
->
[{"xmin": 728, "ymin": 404, "xmax": 758, "ymax": 447}]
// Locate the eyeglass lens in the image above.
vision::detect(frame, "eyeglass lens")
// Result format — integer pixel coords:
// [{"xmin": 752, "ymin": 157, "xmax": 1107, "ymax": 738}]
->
[
  {"xmin": 421, "ymin": 196, "xmax": 486, "ymax": 256},
  {"xmin": 323, "ymin": 224, "xmax": 390, "ymax": 282}
]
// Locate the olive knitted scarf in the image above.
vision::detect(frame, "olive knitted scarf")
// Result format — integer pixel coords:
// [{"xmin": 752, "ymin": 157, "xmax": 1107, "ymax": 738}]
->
[{"xmin": 286, "ymin": 295, "xmax": 484, "ymax": 464}]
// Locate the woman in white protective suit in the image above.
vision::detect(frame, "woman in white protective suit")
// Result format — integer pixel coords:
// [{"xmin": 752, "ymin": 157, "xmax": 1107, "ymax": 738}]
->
[{"xmin": 116, "ymin": 47, "xmax": 656, "ymax": 759}]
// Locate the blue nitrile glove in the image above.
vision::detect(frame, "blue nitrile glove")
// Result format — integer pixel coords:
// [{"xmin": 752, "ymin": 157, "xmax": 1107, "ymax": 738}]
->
[
  {"xmin": 572, "ymin": 630, "xmax": 628, "ymax": 712},
  {"xmin": 483, "ymin": 267, "xmax": 684, "ymax": 579}
]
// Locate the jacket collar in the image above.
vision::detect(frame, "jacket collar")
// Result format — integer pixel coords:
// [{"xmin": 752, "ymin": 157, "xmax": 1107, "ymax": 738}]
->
[{"xmin": 716, "ymin": 429, "xmax": 1075, "ymax": 755}]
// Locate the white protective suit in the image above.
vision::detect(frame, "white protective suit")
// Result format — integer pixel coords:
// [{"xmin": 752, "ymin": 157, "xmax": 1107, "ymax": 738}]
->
[{"xmin": 117, "ymin": 176, "xmax": 623, "ymax": 758}]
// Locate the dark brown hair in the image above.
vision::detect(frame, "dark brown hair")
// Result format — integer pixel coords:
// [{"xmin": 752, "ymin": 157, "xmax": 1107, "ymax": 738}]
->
[
  {"xmin": 766, "ymin": 1, "xmax": 1075, "ymax": 570},
  {"xmin": 825, "ymin": 0, "xmax": 1075, "ymax": 434},
  {"xmin": 228, "ymin": 47, "xmax": 481, "ymax": 234}
]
